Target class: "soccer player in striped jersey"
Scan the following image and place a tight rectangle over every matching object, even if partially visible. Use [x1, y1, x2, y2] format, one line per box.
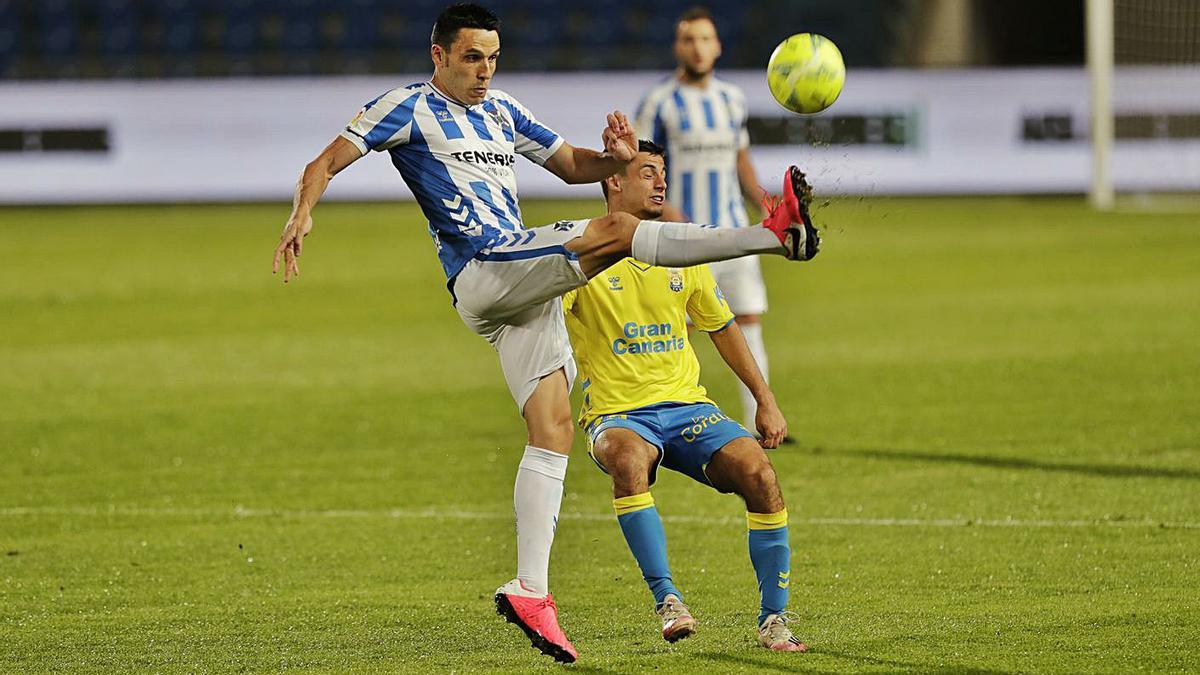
[563, 140, 807, 651]
[634, 7, 784, 438]
[271, 3, 819, 663]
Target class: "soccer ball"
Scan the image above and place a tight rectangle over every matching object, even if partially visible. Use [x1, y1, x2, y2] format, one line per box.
[766, 33, 845, 114]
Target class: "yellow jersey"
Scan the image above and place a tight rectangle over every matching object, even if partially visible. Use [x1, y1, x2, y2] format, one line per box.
[563, 258, 734, 429]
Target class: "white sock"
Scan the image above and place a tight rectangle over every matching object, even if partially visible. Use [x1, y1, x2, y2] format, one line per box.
[514, 444, 568, 595]
[739, 322, 770, 430]
[630, 220, 783, 267]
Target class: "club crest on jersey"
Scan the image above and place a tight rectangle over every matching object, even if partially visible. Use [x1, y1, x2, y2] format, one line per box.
[608, 275, 623, 291]
[668, 269, 684, 292]
[486, 106, 507, 130]
[435, 108, 454, 123]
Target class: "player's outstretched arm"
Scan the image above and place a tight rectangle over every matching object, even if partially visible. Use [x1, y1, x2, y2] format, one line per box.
[543, 111, 637, 184]
[708, 322, 788, 448]
[736, 148, 767, 219]
[272, 136, 364, 282]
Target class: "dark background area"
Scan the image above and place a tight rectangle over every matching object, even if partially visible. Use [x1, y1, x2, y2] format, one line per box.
[0, 0, 1089, 80]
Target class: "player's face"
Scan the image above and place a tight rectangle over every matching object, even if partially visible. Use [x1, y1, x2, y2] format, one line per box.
[673, 18, 721, 79]
[611, 153, 667, 219]
[431, 28, 500, 105]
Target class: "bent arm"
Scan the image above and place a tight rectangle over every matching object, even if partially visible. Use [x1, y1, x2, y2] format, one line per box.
[710, 319, 787, 444]
[709, 320, 787, 446]
[736, 148, 764, 217]
[273, 135, 364, 281]
[287, 135, 364, 226]
[543, 142, 630, 185]
[709, 320, 772, 404]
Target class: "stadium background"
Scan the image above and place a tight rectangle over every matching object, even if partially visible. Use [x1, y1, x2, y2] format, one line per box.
[2, 1, 1197, 672]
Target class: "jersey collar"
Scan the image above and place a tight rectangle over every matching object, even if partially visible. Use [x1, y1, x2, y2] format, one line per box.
[427, 80, 484, 110]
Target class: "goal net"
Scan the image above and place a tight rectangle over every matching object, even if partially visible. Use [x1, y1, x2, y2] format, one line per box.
[1089, 0, 1200, 208]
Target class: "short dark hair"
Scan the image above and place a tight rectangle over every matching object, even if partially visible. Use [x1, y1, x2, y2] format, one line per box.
[601, 140, 666, 199]
[431, 3, 500, 51]
[677, 6, 717, 32]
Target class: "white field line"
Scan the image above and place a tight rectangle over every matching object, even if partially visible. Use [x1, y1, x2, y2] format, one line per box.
[0, 505, 1197, 530]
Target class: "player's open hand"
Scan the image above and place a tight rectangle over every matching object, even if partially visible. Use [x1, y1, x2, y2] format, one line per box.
[272, 214, 312, 283]
[602, 111, 637, 162]
[755, 396, 788, 449]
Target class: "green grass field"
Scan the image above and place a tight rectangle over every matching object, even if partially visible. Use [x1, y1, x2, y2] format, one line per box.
[2, 197, 1198, 673]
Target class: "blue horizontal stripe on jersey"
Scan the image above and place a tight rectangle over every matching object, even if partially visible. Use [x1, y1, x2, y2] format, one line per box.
[477, 244, 579, 262]
[465, 108, 493, 141]
[363, 91, 421, 149]
[496, 99, 558, 149]
[425, 95, 464, 140]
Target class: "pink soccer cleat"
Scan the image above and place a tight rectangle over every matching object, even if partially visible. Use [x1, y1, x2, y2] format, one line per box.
[760, 166, 821, 261]
[494, 579, 578, 664]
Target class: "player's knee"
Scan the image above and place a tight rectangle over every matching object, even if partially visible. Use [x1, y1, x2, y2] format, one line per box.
[751, 460, 779, 493]
[528, 413, 575, 454]
[595, 437, 655, 484]
[739, 455, 781, 498]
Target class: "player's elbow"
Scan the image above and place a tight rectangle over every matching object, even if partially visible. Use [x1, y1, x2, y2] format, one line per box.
[555, 162, 591, 185]
[551, 148, 601, 184]
[305, 156, 335, 182]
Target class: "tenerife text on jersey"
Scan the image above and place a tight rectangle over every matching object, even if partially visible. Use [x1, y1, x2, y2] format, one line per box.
[340, 82, 564, 281]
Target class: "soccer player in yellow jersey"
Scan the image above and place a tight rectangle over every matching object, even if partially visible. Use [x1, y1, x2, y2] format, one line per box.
[562, 140, 808, 652]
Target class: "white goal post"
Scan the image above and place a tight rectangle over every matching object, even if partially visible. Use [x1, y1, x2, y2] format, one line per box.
[1088, 0, 1115, 210]
[1088, 0, 1200, 210]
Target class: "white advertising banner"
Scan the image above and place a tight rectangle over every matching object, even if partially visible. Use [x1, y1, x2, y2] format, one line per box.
[1, 68, 1197, 203]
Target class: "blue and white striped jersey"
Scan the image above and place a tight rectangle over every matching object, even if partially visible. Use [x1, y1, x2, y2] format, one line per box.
[340, 82, 564, 280]
[634, 77, 752, 229]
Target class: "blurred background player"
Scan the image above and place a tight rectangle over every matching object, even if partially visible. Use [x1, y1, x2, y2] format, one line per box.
[271, 2, 818, 665]
[634, 7, 783, 438]
[562, 140, 808, 652]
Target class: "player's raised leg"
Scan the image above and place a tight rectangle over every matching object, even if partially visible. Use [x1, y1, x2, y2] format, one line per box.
[565, 166, 820, 279]
[705, 438, 808, 652]
[592, 427, 697, 643]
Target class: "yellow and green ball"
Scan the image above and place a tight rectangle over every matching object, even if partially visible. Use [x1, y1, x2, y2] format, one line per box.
[767, 33, 845, 114]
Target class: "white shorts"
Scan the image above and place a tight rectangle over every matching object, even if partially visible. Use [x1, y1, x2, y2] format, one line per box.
[708, 256, 768, 316]
[452, 219, 591, 412]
